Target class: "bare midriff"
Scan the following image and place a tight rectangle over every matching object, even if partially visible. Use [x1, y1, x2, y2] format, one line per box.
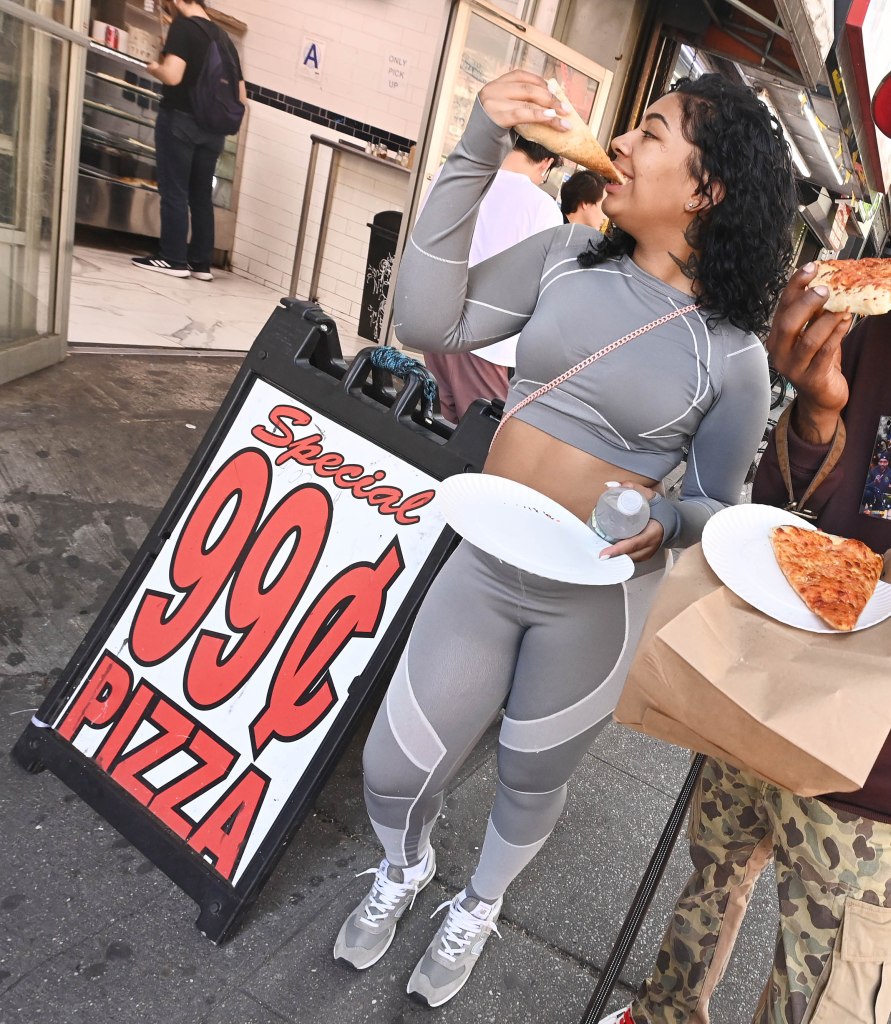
[483, 417, 661, 522]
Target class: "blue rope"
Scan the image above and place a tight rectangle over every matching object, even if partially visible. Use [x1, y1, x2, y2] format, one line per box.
[369, 346, 439, 409]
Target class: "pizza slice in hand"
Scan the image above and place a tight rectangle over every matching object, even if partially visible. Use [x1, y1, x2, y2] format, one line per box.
[808, 258, 891, 316]
[515, 78, 624, 184]
[770, 525, 884, 631]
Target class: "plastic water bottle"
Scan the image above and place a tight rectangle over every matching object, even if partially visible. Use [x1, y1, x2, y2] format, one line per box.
[590, 482, 650, 543]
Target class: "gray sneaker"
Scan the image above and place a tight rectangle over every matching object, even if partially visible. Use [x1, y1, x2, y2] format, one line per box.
[333, 852, 436, 970]
[406, 890, 502, 1007]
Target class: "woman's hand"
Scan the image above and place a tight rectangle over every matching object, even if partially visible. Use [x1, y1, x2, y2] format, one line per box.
[598, 482, 665, 563]
[766, 264, 853, 443]
[478, 70, 572, 132]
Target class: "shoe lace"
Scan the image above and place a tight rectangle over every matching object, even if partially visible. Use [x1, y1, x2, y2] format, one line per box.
[431, 898, 502, 963]
[354, 861, 422, 928]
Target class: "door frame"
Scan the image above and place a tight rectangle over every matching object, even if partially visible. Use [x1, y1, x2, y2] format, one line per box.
[0, 0, 89, 386]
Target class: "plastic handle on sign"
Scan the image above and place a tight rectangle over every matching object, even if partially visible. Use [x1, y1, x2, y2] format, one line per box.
[344, 347, 438, 423]
[368, 347, 438, 404]
[390, 376, 427, 421]
[343, 350, 405, 416]
[280, 299, 345, 375]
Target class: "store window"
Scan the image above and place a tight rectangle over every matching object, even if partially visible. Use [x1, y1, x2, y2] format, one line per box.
[423, 0, 612, 187]
[489, 0, 535, 19]
[0, 0, 84, 383]
[0, 6, 67, 345]
[379, 0, 612, 344]
[7, 0, 73, 23]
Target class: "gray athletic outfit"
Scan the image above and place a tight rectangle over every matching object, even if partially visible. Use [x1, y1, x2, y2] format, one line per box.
[362, 98, 770, 903]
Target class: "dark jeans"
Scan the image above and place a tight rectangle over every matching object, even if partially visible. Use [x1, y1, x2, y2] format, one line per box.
[155, 108, 224, 266]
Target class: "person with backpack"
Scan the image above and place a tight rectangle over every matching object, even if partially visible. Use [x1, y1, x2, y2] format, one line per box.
[133, 0, 245, 281]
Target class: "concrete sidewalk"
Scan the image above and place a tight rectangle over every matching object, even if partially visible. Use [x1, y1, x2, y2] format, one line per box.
[0, 350, 776, 1024]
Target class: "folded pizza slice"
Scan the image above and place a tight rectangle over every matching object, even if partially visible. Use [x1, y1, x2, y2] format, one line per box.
[515, 78, 624, 184]
[808, 258, 891, 316]
[770, 525, 883, 631]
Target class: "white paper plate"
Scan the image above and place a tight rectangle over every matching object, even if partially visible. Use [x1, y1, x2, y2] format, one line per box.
[437, 474, 635, 585]
[701, 504, 891, 633]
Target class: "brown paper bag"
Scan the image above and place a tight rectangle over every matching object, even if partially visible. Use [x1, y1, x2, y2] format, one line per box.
[616, 544, 891, 796]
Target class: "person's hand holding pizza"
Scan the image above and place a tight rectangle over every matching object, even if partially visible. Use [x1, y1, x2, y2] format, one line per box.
[478, 72, 624, 182]
[766, 264, 853, 444]
[478, 70, 572, 133]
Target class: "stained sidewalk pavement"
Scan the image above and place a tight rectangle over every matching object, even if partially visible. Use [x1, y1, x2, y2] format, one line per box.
[1, 345, 777, 1024]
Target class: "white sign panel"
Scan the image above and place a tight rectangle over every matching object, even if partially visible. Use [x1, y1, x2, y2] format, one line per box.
[300, 37, 325, 81]
[385, 51, 409, 95]
[51, 381, 445, 886]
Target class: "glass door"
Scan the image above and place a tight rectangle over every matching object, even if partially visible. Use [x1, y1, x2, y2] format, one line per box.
[0, 0, 88, 384]
[421, 0, 613, 200]
[380, 0, 613, 344]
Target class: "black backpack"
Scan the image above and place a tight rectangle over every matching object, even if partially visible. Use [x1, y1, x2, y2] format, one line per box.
[190, 19, 245, 136]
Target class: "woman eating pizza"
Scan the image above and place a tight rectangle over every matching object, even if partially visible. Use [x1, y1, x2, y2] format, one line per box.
[331, 69, 797, 1007]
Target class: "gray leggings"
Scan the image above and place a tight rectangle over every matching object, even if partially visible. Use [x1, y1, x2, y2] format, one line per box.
[362, 541, 666, 903]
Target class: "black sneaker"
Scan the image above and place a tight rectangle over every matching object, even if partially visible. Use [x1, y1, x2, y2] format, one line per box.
[131, 256, 189, 278]
[188, 263, 214, 282]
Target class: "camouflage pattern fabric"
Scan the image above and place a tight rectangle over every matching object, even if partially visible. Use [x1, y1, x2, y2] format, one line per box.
[631, 756, 891, 1024]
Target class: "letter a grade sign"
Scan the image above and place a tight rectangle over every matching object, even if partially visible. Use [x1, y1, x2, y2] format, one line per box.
[13, 300, 495, 942]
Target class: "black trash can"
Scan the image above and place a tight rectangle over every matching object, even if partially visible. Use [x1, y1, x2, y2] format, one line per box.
[358, 210, 402, 342]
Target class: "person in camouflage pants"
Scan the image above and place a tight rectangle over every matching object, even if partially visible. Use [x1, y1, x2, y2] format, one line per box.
[617, 249, 891, 1024]
[630, 756, 891, 1024]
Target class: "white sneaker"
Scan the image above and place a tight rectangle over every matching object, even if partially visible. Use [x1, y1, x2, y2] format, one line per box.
[131, 255, 189, 277]
[599, 1007, 635, 1024]
[406, 890, 502, 1007]
[333, 851, 436, 970]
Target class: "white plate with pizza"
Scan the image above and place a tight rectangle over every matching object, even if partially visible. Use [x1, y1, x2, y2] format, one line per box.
[702, 504, 891, 633]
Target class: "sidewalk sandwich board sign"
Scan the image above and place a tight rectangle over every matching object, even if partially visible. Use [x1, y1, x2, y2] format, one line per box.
[13, 299, 497, 942]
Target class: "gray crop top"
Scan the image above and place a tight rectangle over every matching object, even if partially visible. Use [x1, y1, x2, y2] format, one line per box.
[394, 99, 770, 548]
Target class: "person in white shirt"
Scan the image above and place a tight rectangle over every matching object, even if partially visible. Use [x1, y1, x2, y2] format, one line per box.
[423, 136, 563, 423]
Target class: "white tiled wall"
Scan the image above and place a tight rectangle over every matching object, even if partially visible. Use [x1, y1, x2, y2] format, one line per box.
[213, 0, 448, 339]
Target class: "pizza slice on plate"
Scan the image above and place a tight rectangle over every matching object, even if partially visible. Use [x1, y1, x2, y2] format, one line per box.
[808, 258, 891, 316]
[515, 78, 624, 184]
[770, 525, 883, 631]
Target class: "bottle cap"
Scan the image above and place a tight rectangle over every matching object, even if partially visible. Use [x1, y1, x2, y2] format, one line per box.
[616, 489, 645, 515]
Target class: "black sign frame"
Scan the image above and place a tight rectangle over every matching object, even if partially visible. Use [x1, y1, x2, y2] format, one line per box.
[12, 299, 497, 943]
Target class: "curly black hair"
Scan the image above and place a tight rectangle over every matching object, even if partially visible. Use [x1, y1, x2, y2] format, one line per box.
[579, 74, 797, 337]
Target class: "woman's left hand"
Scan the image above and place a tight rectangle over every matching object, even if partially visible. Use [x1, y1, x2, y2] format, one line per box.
[598, 482, 665, 563]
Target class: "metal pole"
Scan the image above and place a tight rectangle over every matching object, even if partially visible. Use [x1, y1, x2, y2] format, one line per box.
[309, 150, 341, 303]
[289, 139, 321, 299]
[578, 754, 706, 1024]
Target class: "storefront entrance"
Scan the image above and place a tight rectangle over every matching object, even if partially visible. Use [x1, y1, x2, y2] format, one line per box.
[0, 0, 89, 385]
